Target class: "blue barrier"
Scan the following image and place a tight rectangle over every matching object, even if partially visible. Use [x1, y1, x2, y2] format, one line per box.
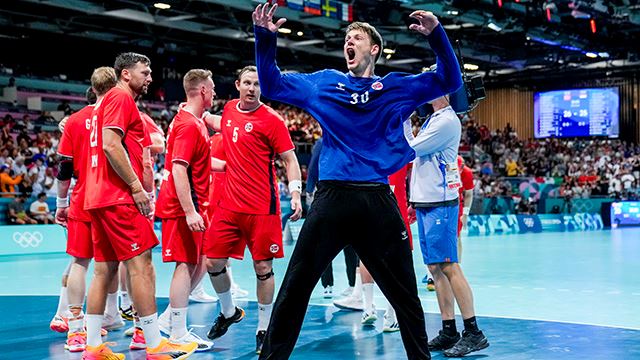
[467, 213, 603, 236]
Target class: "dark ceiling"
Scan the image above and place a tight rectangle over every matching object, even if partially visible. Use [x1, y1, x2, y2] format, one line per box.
[0, 0, 639, 87]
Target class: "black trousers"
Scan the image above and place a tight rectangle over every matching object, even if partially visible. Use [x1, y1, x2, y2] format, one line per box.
[320, 245, 358, 288]
[260, 181, 430, 360]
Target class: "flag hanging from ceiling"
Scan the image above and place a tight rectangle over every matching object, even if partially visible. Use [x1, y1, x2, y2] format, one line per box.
[304, 0, 322, 16]
[287, 0, 304, 11]
[280, 0, 353, 21]
[334, 1, 353, 22]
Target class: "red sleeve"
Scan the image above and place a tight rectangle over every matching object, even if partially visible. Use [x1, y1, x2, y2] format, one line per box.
[141, 112, 163, 136]
[461, 166, 474, 190]
[269, 114, 295, 154]
[210, 135, 226, 161]
[171, 121, 198, 165]
[57, 121, 74, 157]
[103, 91, 136, 133]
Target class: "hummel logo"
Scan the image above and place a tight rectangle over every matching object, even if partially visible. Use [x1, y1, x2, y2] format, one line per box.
[401, 231, 408, 241]
[131, 242, 140, 251]
[226, 119, 232, 127]
[336, 82, 346, 91]
[165, 248, 172, 257]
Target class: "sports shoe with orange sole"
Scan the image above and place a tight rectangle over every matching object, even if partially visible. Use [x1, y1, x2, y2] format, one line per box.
[146, 337, 197, 359]
[65, 331, 87, 352]
[81, 342, 125, 360]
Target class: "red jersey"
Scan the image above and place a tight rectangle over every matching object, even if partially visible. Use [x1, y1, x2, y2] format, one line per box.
[57, 105, 94, 221]
[156, 105, 211, 218]
[458, 163, 474, 214]
[389, 164, 412, 243]
[219, 100, 295, 215]
[209, 133, 226, 209]
[140, 112, 164, 137]
[84, 87, 152, 210]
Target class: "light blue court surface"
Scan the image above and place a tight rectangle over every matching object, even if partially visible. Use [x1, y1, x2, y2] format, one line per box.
[1, 225, 639, 359]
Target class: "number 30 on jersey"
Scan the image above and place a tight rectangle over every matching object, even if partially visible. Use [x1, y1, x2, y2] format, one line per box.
[350, 90, 369, 105]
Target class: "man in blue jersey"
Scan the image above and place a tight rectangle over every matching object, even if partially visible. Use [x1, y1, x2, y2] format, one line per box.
[405, 95, 489, 357]
[253, 3, 462, 359]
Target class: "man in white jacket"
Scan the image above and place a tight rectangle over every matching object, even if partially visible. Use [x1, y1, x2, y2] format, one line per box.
[405, 96, 489, 357]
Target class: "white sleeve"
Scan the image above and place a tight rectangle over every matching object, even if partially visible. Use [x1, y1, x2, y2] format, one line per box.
[408, 114, 461, 157]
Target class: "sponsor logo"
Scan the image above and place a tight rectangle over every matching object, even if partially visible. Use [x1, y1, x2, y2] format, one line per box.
[13, 231, 43, 248]
[131, 242, 140, 252]
[523, 217, 535, 228]
[226, 119, 232, 127]
[371, 81, 383, 90]
[245, 123, 253, 132]
[165, 248, 172, 257]
[269, 244, 280, 254]
[401, 231, 408, 241]
[336, 82, 346, 91]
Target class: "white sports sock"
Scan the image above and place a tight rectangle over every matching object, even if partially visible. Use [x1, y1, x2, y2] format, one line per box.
[217, 290, 236, 318]
[105, 292, 118, 319]
[160, 305, 171, 322]
[227, 266, 237, 288]
[170, 307, 188, 339]
[139, 313, 162, 349]
[56, 287, 69, 317]
[86, 314, 103, 347]
[68, 306, 84, 333]
[257, 303, 273, 333]
[363, 283, 375, 313]
[351, 272, 363, 299]
[120, 291, 131, 309]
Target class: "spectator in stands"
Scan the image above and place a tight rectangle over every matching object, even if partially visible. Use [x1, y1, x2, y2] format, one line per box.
[29, 191, 54, 224]
[57, 100, 72, 115]
[7, 192, 37, 224]
[0, 149, 10, 167]
[0, 164, 22, 197]
[24, 114, 34, 132]
[1, 123, 11, 143]
[36, 110, 55, 124]
[28, 157, 46, 194]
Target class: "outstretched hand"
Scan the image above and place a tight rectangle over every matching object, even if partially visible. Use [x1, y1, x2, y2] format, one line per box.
[252, 3, 287, 33]
[408, 10, 439, 36]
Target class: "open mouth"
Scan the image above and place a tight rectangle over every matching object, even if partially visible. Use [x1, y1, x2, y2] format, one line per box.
[347, 48, 356, 62]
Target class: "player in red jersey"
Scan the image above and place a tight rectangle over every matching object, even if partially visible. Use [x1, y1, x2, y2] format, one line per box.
[52, 68, 121, 352]
[203, 66, 303, 354]
[154, 69, 216, 351]
[82, 52, 196, 359]
[457, 155, 474, 262]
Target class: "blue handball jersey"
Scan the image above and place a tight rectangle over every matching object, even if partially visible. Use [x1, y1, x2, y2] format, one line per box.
[255, 24, 462, 183]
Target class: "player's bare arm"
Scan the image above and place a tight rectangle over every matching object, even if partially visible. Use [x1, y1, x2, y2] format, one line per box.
[102, 127, 151, 216]
[203, 112, 222, 132]
[172, 161, 206, 232]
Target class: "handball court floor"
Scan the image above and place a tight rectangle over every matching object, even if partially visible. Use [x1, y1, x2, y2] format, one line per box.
[0, 225, 639, 359]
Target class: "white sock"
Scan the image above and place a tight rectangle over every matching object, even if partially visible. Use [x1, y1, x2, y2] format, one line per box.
[139, 313, 162, 349]
[257, 303, 273, 333]
[86, 314, 103, 347]
[351, 272, 363, 299]
[120, 291, 131, 309]
[217, 290, 236, 318]
[68, 306, 84, 333]
[56, 287, 68, 317]
[227, 266, 237, 288]
[105, 292, 118, 319]
[160, 305, 171, 322]
[363, 283, 374, 313]
[170, 307, 188, 339]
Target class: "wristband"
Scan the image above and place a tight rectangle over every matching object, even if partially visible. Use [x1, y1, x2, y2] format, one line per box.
[463, 207, 470, 215]
[56, 196, 69, 208]
[288, 180, 302, 194]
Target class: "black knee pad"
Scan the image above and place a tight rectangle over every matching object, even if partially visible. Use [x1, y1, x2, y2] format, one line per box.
[256, 270, 274, 281]
[208, 266, 228, 277]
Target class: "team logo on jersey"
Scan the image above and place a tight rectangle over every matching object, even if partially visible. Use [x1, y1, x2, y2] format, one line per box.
[226, 119, 232, 127]
[269, 244, 279, 254]
[371, 81, 383, 90]
[336, 82, 346, 91]
[245, 123, 253, 132]
[165, 248, 172, 257]
[131, 243, 140, 251]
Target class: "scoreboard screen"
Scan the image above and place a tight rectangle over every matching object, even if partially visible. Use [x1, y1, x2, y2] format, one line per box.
[534, 87, 619, 138]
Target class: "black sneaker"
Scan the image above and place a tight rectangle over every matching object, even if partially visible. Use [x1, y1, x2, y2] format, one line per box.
[256, 330, 266, 354]
[443, 330, 489, 357]
[119, 305, 134, 321]
[207, 307, 245, 340]
[428, 330, 461, 350]
[426, 278, 436, 292]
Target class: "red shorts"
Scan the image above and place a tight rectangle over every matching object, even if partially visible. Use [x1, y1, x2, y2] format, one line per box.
[89, 204, 159, 262]
[205, 207, 283, 261]
[66, 219, 93, 259]
[161, 214, 209, 264]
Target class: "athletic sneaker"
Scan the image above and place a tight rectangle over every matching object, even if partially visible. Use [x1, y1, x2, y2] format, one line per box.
[340, 286, 354, 297]
[171, 329, 213, 352]
[231, 285, 249, 299]
[50, 314, 69, 333]
[443, 330, 489, 357]
[207, 307, 245, 340]
[124, 325, 136, 337]
[382, 314, 400, 332]
[333, 295, 364, 311]
[428, 330, 461, 351]
[81, 342, 124, 360]
[256, 330, 266, 354]
[129, 327, 146, 350]
[146, 337, 197, 360]
[119, 305, 134, 321]
[323, 286, 333, 298]
[189, 285, 218, 303]
[102, 313, 125, 331]
[421, 274, 429, 284]
[158, 311, 171, 336]
[426, 278, 436, 292]
[361, 310, 377, 326]
[65, 331, 87, 352]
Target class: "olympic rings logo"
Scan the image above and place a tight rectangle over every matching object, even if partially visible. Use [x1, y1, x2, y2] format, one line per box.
[12, 231, 43, 248]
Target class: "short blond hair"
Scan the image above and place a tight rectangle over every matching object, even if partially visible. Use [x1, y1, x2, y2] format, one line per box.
[91, 67, 117, 96]
[346, 22, 384, 62]
[183, 69, 212, 93]
[237, 65, 257, 81]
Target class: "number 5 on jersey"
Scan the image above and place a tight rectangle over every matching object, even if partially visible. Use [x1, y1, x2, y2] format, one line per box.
[232, 126, 239, 143]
